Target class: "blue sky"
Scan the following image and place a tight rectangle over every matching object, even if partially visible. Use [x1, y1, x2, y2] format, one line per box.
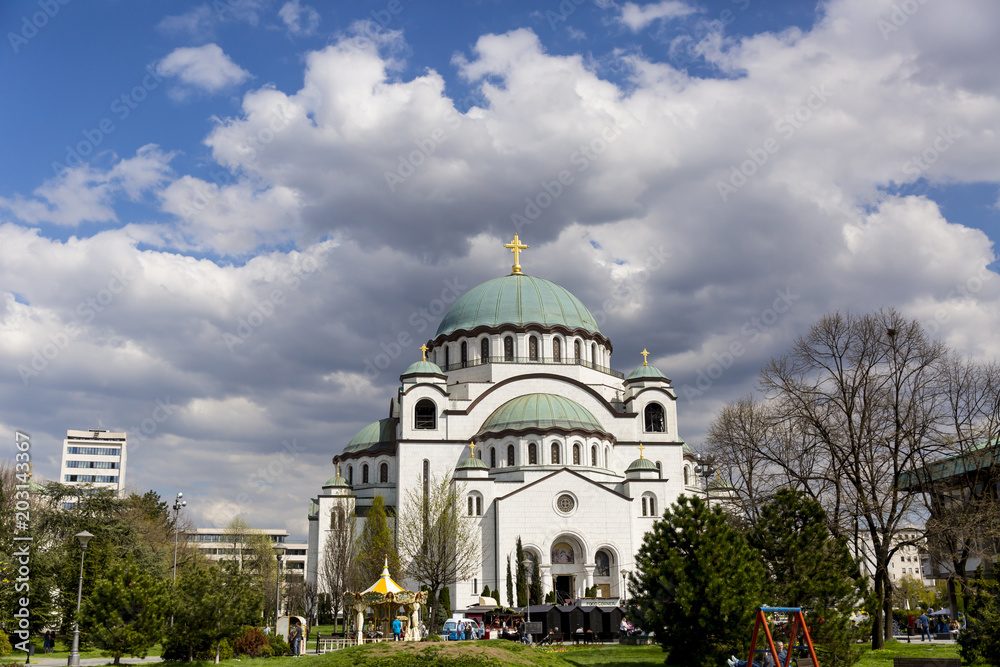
[2, 0, 1000, 535]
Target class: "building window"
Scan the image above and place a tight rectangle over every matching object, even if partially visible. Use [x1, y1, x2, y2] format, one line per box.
[605, 446, 610, 468]
[461, 341, 468, 367]
[444, 346, 450, 368]
[551, 443, 560, 464]
[644, 403, 665, 432]
[592, 343, 597, 363]
[595, 550, 610, 576]
[347, 465, 353, 485]
[481, 337, 489, 361]
[507, 444, 515, 466]
[415, 399, 436, 429]
[529, 336, 538, 361]
[572, 443, 580, 465]
[490, 448, 496, 468]
[468, 496, 474, 516]
[591, 445, 597, 466]
[504, 336, 514, 361]
[643, 493, 656, 516]
[476, 496, 482, 516]
[553, 337, 561, 362]
[362, 464, 369, 484]
[528, 442, 537, 464]
[684, 467, 690, 485]
[574, 340, 581, 360]
[468, 493, 482, 517]
[380, 462, 389, 483]
[642, 497, 648, 516]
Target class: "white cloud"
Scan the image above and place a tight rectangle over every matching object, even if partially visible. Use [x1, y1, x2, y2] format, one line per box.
[619, 1, 697, 32]
[279, 0, 320, 35]
[156, 44, 251, 100]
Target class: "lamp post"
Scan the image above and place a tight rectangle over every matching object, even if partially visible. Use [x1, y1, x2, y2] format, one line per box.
[273, 542, 286, 634]
[620, 569, 629, 604]
[172, 492, 186, 583]
[68, 531, 94, 667]
[695, 453, 717, 505]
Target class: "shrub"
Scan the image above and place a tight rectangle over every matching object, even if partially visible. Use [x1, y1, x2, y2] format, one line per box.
[234, 626, 270, 657]
[0, 632, 14, 656]
[958, 565, 1000, 667]
[268, 632, 290, 657]
[421, 633, 444, 642]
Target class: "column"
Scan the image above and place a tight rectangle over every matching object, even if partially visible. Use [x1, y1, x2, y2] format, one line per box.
[542, 565, 553, 598]
[584, 564, 595, 591]
[356, 609, 364, 645]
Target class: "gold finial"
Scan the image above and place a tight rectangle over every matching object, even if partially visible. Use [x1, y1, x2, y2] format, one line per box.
[420, 344, 429, 361]
[641, 349, 649, 366]
[504, 234, 529, 274]
[469, 441, 476, 456]
[337, 463, 341, 477]
[638, 443, 645, 459]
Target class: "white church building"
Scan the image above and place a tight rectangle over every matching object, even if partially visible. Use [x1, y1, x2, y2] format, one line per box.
[306, 236, 701, 609]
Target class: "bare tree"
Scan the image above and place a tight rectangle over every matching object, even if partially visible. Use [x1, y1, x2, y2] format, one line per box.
[320, 504, 357, 635]
[397, 474, 481, 633]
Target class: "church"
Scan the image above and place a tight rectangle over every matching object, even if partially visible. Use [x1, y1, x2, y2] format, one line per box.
[306, 236, 700, 609]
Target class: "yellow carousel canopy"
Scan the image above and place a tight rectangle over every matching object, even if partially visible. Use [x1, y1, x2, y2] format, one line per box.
[363, 558, 405, 596]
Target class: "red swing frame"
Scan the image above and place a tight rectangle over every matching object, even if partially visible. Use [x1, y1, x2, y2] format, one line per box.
[746, 606, 819, 667]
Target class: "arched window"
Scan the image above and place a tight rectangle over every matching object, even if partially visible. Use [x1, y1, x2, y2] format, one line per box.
[444, 345, 450, 369]
[528, 442, 537, 465]
[553, 337, 561, 362]
[481, 337, 489, 361]
[648, 494, 656, 516]
[641, 496, 647, 516]
[551, 443, 560, 464]
[476, 495, 482, 516]
[529, 336, 538, 361]
[644, 403, 665, 432]
[490, 448, 496, 468]
[507, 444, 515, 466]
[595, 550, 610, 576]
[415, 399, 436, 429]
[591, 445, 597, 467]
[504, 336, 514, 361]
[467, 493, 483, 516]
[347, 465, 353, 485]
[574, 340, 581, 360]
[362, 464, 369, 485]
[461, 341, 468, 368]
[468, 495, 474, 516]
[592, 343, 597, 363]
[380, 462, 388, 483]
[572, 443, 580, 465]
[684, 467, 690, 485]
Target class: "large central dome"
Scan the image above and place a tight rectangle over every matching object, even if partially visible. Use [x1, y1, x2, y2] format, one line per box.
[435, 274, 600, 338]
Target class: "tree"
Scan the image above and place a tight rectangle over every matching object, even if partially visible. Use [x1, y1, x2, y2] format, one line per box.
[222, 517, 278, 625]
[751, 490, 866, 667]
[397, 475, 480, 632]
[506, 557, 513, 607]
[957, 563, 1000, 667]
[355, 495, 400, 586]
[515, 537, 527, 607]
[82, 556, 170, 665]
[530, 559, 542, 606]
[629, 496, 765, 667]
[439, 586, 451, 621]
[320, 503, 357, 634]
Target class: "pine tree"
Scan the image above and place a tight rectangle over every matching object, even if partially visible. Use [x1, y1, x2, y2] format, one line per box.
[439, 586, 452, 620]
[630, 496, 765, 667]
[81, 556, 170, 665]
[506, 557, 514, 607]
[530, 560, 542, 606]
[355, 495, 400, 585]
[515, 537, 527, 607]
[751, 490, 866, 667]
[957, 564, 1000, 667]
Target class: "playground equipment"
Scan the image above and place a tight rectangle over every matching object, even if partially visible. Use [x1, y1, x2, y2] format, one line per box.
[747, 606, 819, 667]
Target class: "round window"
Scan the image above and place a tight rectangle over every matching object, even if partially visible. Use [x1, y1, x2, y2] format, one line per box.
[557, 494, 575, 513]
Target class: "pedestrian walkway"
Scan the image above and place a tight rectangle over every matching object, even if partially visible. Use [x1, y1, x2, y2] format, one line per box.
[25, 656, 163, 666]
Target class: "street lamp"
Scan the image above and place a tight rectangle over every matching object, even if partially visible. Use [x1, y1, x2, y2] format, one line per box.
[620, 569, 629, 604]
[172, 492, 186, 583]
[273, 542, 286, 633]
[695, 453, 717, 504]
[68, 531, 94, 667]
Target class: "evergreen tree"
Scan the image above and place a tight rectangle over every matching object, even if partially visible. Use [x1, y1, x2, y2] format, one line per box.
[506, 557, 514, 607]
[629, 496, 765, 667]
[81, 556, 170, 665]
[530, 560, 542, 606]
[751, 490, 866, 667]
[515, 537, 527, 607]
[958, 564, 1000, 667]
[439, 586, 452, 619]
[355, 495, 400, 585]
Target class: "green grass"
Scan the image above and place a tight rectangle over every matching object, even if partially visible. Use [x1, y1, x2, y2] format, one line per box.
[855, 639, 961, 667]
[0, 635, 164, 663]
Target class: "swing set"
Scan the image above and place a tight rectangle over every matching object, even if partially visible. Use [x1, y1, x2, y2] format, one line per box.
[746, 607, 820, 667]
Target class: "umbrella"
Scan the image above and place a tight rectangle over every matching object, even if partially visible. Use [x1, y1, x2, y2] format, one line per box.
[930, 609, 950, 616]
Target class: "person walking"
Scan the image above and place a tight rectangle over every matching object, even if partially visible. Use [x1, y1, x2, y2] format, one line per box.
[392, 617, 402, 641]
[917, 611, 931, 642]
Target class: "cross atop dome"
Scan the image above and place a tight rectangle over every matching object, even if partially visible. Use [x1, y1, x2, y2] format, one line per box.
[641, 349, 649, 365]
[638, 443, 645, 459]
[420, 344, 429, 361]
[504, 234, 528, 274]
[468, 441, 475, 455]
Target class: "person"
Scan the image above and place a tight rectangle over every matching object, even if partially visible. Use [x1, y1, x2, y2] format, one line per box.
[392, 617, 402, 642]
[288, 621, 303, 656]
[575, 625, 584, 645]
[948, 619, 960, 638]
[729, 641, 787, 667]
[43, 631, 54, 653]
[917, 611, 931, 642]
[620, 618, 629, 635]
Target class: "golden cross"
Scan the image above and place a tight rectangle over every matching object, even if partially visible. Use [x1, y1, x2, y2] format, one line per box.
[468, 441, 476, 456]
[27, 461, 35, 477]
[641, 349, 649, 366]
[337, 463, 341, 477]
[420, 344, 429, 361]
[504, 234, 529, 274]
[638, 443, 645, 459]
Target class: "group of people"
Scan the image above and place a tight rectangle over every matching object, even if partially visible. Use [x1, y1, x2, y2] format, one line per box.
[619, 618, 642, 637]
[727, 640, 789, 667]
[911, 609, 963, 641]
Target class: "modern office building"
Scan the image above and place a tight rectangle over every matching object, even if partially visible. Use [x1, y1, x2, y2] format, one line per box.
[187, 527, 307, 582]
[60, 429, 127, 499]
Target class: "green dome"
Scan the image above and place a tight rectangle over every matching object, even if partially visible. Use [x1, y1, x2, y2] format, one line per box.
[403, 360, 445, 375]
[435, 274, 600, 337]
[323, 473, 350, 488]
[626, 457, 659, 473]
[342, 418, 397, 455]
[456, 455, 489, 471]
[626, 364, 667, 381]
[478, 393, 606, 436]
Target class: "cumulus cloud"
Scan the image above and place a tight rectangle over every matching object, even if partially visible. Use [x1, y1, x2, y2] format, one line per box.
[278, 0, 320, 35]
[619, 1, 698, 32]
[156, 44, 251, 100]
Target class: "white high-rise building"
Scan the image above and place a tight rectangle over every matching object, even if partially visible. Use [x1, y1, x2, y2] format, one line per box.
[60, 429, 127, 500]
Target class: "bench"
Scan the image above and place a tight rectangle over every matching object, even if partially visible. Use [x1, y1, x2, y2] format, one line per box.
[893, 658, 962, 667]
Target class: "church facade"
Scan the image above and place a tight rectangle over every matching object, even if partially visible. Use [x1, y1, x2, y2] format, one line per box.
[306, 237, 700, 609]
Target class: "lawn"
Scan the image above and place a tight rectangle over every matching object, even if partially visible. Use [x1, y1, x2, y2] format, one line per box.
[855, 639, 961, 667]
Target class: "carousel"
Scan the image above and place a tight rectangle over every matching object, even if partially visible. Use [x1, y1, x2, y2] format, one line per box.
[343, 557, 427, 644]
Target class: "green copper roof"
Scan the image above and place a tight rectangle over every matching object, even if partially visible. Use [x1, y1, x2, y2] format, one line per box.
[478, 393, 605, 436]
[403, 359, 445, 375]
[626, 457, 659, 472]
[308, 499, 318, 518]
[682, 442, 694, 456]
[456, 455, 489, 470]
[323, 474, 350, 488]
[435, 274, 600, 337]
[343, 418, 397, 454]
[626, 364, 667, 381]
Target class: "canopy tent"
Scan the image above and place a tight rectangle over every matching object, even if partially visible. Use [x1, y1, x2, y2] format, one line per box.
[930, 609, 951, 616]
[343, 558, 427, 644]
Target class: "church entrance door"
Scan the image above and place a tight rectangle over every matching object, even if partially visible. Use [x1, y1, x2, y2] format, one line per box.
[555, 575, 574, 603]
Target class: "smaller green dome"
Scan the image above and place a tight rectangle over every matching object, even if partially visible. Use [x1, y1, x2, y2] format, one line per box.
[682, 442, 694, 456]
[403, 360, 445, 376]
[626, 457, 659, 473]
[626, 364, 667, 381]
[343, 418, 397, 455]
[456, 455, 489, 471]
[707, 477, 735, 490]
[323, 474, 350, 489]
